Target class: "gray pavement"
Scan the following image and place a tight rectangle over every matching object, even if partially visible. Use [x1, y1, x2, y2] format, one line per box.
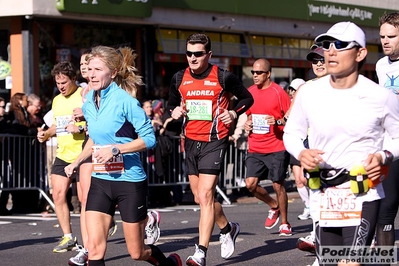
[0, 191, 398, 266]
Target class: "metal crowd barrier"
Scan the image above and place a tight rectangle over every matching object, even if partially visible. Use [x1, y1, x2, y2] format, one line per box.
[141, 136, 250, 190]
[141, 136, 250, 205]
[0, 134, 53, 211]
[0, 135, 251, 212]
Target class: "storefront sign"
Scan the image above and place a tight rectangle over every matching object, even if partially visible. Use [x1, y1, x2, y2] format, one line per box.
[307, 3, 373, 22]
[0, 60, 11, 80]
[56, 0, 152, 18]
[153, 0, 394, 27]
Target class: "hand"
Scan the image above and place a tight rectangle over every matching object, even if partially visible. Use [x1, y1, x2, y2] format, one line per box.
[219, 108, 235, 125]
[65, 123, 79, 134]
[298, 149, 325, 170]
[37, 131, 47, 143]
[171, 105, 187, 120]
[265, 115, 276, 125]
[364, 153, 383, 181]
[93, 146, 114, 164]
[244, 120, 253, 133]
[73, 108, 85, 122]
[64, 163, 78, 178]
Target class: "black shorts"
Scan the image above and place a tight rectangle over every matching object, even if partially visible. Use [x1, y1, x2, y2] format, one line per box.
[51, 157, 78, 181]
[184, 137, 228, 176]
[245, 151, 290, 182]
[289, 154, 300, 166]
[81, 134, 93, 165]
[86, 177, 148, 223]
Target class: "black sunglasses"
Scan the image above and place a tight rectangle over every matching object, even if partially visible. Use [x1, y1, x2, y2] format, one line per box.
[312, 58, 325, 65]
[251, 70, 269, 75]
[186, 51, 207, 57]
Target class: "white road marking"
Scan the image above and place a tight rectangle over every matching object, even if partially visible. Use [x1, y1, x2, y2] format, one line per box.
[0, 215, 57, 221]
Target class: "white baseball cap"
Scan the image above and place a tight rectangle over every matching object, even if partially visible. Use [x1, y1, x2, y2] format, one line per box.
[315, 21, 365, 48]
[289, 78, 306, 91]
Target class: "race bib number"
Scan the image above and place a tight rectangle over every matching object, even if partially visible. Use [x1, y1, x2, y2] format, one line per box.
[186, 100, 212, 121]
[252, 114, 270, 134]
[92, 145, 124, 174]
[55, 115, 72, 136]
[319, 188, 362, 227]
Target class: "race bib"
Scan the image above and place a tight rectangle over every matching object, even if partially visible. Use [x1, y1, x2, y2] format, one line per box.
[186, 100, 212, 121]
[92, 145, 124, 174]
[55, 115, 73, 136]
[252, 114, 270, 134]
[319, 188, 362, 227]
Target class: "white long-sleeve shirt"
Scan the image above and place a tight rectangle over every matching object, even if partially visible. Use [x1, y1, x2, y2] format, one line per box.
[283, 74, 399, 171]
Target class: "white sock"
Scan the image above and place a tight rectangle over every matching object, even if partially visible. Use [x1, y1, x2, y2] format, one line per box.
[297, 186, 310, 207]
[64, 233, 73, 239]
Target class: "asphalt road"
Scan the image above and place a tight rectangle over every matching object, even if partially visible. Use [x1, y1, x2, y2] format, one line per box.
[0, 191, 398, 266]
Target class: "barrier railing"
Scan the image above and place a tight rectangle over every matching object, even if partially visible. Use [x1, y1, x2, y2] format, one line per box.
[0, 135, 251, 211]
[0, 134, 53, 210]
[141, 136, 250, 190]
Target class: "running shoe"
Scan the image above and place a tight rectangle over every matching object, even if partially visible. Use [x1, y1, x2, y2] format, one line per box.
[145, 210, 161, 245]
[53, 236, 77, 253]
[186, 245, 206, 266]
[279, 223, 292, 236]
[167, 253, 182, 266]
[68, 245, 88, 266]
[219, 222, 240, 259]
[265, 208, 280, 229]
[108, 218, 118, 237]
[297, 234, 316, 253]
[306, 258, 319, 266]
[298, 207, 311, 220]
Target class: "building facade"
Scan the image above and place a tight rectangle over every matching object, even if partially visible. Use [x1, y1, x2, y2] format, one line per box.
[0, 0, 397, 103]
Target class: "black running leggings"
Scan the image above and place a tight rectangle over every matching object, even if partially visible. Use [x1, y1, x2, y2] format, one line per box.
[315, 200, 380, 266]
[376, 160, 399, 246]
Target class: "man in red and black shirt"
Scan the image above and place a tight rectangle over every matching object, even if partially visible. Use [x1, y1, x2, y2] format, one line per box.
[168, 33, 253, 266]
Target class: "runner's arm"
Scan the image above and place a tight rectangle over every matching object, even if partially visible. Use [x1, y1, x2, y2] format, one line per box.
[224, 72, 254, 116]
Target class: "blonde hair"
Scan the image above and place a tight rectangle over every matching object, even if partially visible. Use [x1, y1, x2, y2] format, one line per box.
[87, 46, 144, 98]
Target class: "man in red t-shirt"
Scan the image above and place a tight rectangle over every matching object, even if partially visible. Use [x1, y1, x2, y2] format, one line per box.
[244, 58, 292, 236]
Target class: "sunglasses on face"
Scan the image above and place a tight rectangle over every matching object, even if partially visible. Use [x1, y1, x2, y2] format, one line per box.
[186, 51, 207, 57]
[251, 70, 269, 75]
[321, 40, 359, 51]
[312, 58, 325, 65]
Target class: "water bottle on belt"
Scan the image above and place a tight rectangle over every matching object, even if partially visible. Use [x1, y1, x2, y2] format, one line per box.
[349, 163, 369, 195]
[306, 165, 321, 190]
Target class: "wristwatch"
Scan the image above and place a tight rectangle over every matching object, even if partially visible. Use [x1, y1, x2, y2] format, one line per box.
[276, 119, 283, 126]
[111, 146, 120, 157]
[378, 150, 394, 166]
[78, 125, 84, 134]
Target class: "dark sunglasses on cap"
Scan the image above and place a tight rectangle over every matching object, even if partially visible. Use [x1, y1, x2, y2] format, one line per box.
[312, 58, 325, 65]
[321, 40, 359, 51]
[186, 51, 207, 57]
[251, 70, 269, 75]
